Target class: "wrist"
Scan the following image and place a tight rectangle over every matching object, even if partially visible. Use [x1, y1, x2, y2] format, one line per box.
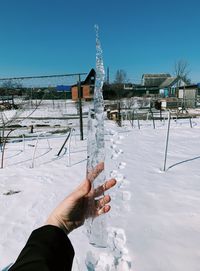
[45, 215, 70, 235]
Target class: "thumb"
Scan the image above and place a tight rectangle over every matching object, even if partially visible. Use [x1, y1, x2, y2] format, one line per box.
[72, 179, 91, 200]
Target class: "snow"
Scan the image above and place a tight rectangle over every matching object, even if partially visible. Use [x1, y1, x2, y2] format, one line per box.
[1, 106, 200, 270]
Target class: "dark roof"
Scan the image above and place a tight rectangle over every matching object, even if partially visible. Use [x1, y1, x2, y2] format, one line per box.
[83, 68, 96, 85]
[160, 77, 189, 88]
[159, 77, 178, 88]
[71, 69, 96, 87]
[142, 73, 171, 87]
[142, 73, 171, 77]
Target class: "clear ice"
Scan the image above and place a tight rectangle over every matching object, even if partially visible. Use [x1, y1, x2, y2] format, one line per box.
[85, 27, 132, 271]
[85, 25, 107, 247]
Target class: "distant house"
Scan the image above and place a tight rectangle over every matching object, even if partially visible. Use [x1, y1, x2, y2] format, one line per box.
[135, 73, 173, 97]
[159, 77, 187, 97]
[142, 73, 189, 98]
[157, 78, 197, 109]
[71, 69, 95, 101]
[142, 73, 171, 87]
[178, 84, 198, 108]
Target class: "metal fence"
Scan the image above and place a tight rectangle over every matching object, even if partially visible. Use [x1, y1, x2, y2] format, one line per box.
[0, 72, 88, 140]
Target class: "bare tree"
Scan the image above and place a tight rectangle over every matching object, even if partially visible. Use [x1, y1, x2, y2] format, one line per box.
[113, 69, 128, 127]
[174, 60, 191, 84]
[114, 69, 127, 84]
[0, 112, 15, 168]
[1, 79, 22, 89]
[0, 92, 47, 168]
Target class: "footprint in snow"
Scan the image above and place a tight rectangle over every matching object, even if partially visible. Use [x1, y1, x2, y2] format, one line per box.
[121, 191, 132, 201]
[118, 162, 126, 169]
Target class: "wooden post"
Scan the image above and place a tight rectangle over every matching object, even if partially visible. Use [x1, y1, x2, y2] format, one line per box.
[151, 111, 155, 129]
[163, 111, 171, 171]
[136, 111, 140, 130]
[189, 116, 192, 128]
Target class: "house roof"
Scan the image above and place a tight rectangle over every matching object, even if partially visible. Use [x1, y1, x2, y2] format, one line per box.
[159, 77, 178, 88]
[71, 69, 96, 87]
[142, 73, 171, 78]
[160, 77, 189, 88]
[83, 68, 96, 85]
[142, 73, 171, 87]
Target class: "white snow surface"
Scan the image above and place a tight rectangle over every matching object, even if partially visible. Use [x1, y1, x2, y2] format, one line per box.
[1, 115, 200, 270]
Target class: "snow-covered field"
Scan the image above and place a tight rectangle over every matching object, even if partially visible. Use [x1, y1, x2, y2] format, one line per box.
[1, 107, 200, 270]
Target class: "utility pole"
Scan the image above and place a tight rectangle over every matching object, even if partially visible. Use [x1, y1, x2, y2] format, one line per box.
[107, 67, 110, 84]
[78, 74, 84, 140]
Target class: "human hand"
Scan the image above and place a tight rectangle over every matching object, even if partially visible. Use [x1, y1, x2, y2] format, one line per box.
[45, 162, 116, 235]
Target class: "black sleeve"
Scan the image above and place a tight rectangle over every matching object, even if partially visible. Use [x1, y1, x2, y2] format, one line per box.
[9, 225, 75, 271]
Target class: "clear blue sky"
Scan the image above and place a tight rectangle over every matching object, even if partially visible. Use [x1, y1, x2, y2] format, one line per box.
[0, 0, 200, 83]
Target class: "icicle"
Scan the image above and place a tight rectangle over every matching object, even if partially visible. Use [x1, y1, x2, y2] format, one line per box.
[85, 25, 107, 248]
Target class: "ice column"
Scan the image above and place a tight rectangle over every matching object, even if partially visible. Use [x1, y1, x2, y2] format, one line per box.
[85, 25, 107, 247]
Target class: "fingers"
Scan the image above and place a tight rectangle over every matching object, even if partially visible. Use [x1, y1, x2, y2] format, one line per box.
[96, 194, 111, 209]
[87, 162, 104, 183]
[94, 179, 116, 217]
[97, 205, 111, 216]
[94, 178, 116, 198]
[95, 195, 111, 216]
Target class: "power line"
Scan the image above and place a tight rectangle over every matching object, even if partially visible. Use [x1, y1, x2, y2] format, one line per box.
[0, 72, 87, 81]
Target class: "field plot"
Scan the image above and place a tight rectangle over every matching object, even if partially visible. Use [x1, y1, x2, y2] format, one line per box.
[0, 105, 200, 270]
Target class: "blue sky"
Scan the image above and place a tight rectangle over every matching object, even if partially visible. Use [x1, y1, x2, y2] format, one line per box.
[0, 0, 200, 83]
